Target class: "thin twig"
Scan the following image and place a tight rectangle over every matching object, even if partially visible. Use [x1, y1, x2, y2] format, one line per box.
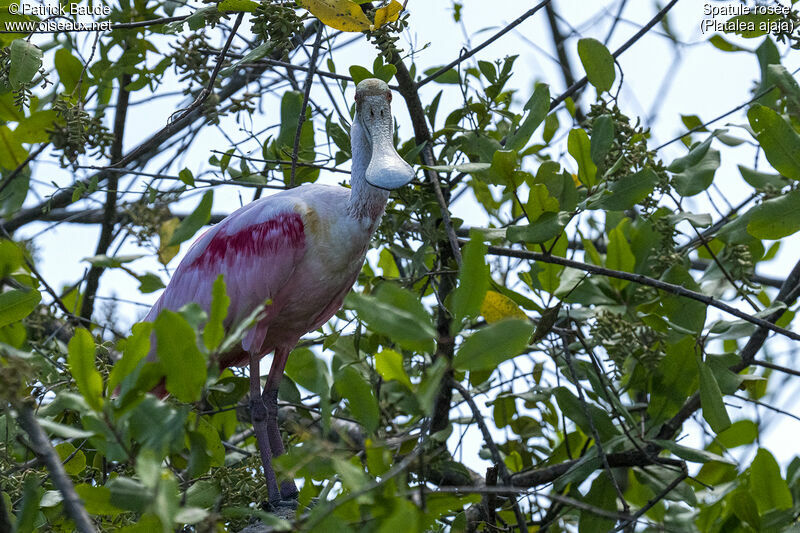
[0, 144, 48, 197]
[559, 337, 630, 515]
[417, 0, 552, 88]
[479, 241, 800, 342]
[613, 470, 687, 531]
[290, 26, 324, 188]
[451, 380, 528, 533]
[549, 0, 681, 111]
[169, 12, 244, 125]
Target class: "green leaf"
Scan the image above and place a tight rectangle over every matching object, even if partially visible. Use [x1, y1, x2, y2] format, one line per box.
[709, 34, 746, 52]
[0, 125, 28, 170]
[346, 284, 436, 353]
[554, 387, 619, 441]
[178, 168, 194, 186]
[422, 66, 461, 84]
[108, 322, 153, 395]
[54, 48, 84, 94]
[67, 328, 104, 411]
[746, 189, 800, 239]
[568, 128, 597, 186]
[54, 442, 87, 476]
[606, 219, 634, 289]
[577, 38, 615, 93]
[507, 211, 571, 244]
[335, 366, 379, 433]
[579, 473, 616, 533]
[15, 110, 59, 143]
[218, 0, 259, 12]
[483, 149, 518, 185]
[738, 164, 789, 190]
[348, 65, 373, 85]
[750, 448, 793, 514]
[526, 183, 559, 221]
[83, 254, 145, 268]
[590, 114, 614, 167]
[747, 104, 800, 180]
[155, 310, 207, 403]
[204, 275, 229, 352]
[136, 272, 165, 293]
[672, 147, 720, 197]
[591, 167, 659, 210]
[659, 265, 706, 335]
[450, 235, 489, 332]
[75, 484, 123, 515]
[454, 319, 533, 372]
[506, 83, 550, 152]
[9, 39, 42, 89]
[14, 475, 42, 533]
[285, 347, 329, 396]
[108, 476, 151, 512]
[652, 439, 733, 464]
[768, 64, 800, 118]
[374, 349, 412, 389]
[698, 358, 731, 433]
[0, 288, 40, 328]
[37, 417, 95, 438]
[168, 191, 213, 246]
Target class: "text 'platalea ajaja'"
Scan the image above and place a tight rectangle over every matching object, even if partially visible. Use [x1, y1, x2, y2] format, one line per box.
[142, 78, 414, 506]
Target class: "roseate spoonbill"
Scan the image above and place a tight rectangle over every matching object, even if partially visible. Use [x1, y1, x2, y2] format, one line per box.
[142, 78, 414, 506]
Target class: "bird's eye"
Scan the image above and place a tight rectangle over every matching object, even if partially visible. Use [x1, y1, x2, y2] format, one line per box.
[386, 91, 392, 103]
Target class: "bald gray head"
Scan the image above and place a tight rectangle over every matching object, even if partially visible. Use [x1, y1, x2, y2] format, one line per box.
[354, 78, 414, 190]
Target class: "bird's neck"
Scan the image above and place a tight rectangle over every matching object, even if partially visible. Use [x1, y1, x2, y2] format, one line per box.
[347, 119, 390, 223]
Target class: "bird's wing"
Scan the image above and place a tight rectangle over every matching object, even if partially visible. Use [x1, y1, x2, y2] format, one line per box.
[144, 196, 307, 346]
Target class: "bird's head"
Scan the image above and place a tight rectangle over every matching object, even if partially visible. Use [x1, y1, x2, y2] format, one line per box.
[354, 78, 415, 190]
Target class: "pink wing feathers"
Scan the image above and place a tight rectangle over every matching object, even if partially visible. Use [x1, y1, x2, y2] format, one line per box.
[144, 196, 307, 359]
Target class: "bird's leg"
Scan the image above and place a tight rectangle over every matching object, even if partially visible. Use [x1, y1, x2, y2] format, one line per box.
[264, 346, 299, 501]
[249, 354, 281, 506]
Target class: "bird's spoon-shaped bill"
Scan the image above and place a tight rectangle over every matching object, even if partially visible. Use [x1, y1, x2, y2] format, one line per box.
[357, 82, 415, 191]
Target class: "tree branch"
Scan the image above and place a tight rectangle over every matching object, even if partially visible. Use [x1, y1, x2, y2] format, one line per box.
[480, 241, 800, 342]
[1, 22, 321, 235]
[417, 0, 552, 88]
[16, 405, 97, 533]
[451, 380, 528, 533]
[290, 25, 324, 188]
[81, 71, 131, 322]
[549, 0, 681, 111]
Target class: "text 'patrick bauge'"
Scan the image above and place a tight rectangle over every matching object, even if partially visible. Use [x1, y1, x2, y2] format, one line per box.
[7, 3, 111, 16]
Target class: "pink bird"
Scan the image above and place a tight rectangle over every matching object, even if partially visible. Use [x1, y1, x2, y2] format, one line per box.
[142, 79, 414, 506]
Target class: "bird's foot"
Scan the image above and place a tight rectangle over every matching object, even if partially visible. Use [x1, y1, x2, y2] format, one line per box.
[280, 480, 299, 501]
[262, 497, 298, 515]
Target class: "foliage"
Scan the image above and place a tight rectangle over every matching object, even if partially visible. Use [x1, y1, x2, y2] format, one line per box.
[1, 1, 800, 532]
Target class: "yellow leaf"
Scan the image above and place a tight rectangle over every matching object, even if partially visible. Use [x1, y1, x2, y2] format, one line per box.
[297, 0, 371, 32]
[480, 291, 527, 323]
[158, 217, 181, 265]
[218, 0, 259, 12]
[372, 0, 403, 29]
